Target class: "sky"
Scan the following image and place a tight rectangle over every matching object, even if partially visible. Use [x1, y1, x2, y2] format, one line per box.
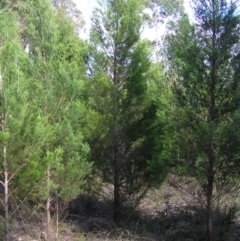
[73, 0, 97, 39]
[72, 0, 192, 40]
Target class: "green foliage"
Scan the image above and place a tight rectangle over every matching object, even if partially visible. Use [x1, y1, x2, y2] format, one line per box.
[0, 0, 91, 209]
[166, 0, 240, 181]
[145, 64, 171, 186]
[23, 0, 91, 202]
[88, 0, 168, 213]
[165, 0, 240, 237]
[2, 0, 240, 238]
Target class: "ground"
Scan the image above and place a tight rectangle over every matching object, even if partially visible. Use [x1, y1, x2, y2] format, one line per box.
[3, 177, 240, 241]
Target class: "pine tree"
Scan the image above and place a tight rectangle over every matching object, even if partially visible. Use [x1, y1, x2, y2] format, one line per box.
[23, 0, 91, 214]
[0, 9, 41, 241]
[0, 0, 92, 238]
[166, 0, 240, 238]
[88, 0, 161, 221]
[0, 0, 91, 238]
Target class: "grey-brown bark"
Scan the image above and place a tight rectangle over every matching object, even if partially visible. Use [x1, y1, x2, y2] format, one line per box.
[46, 168, 51, 241]
[113, 39, 120, 221]
[1, 113, 9, 241]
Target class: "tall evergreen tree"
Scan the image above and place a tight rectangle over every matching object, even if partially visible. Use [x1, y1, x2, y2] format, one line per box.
[0, 0, 90, 237]
[88, 0, 166, 221]
[166, 0, 240, 239]
[0, 9, 40, 241]
[0, 0, 91, 238]
[23, 0, 91, 196]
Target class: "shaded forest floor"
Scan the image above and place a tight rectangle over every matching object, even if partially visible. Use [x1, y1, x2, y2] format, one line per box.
[3, 177, 240, 241]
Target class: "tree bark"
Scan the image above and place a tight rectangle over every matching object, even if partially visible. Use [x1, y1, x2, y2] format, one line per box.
[113, 84, 120, 222]
[114, 155, 120, 222]
[113, 29, 120, 222]
[46, 168, 51, 241]
[2, 114, 9, 241]
[3, 148, 9, 241]
[206, 157, 214, 241]
[55, 190, 59, 240]
[206, 2, 216, 237]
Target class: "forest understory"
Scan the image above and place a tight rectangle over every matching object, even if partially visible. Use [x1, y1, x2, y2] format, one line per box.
[2, 177, 240, 241]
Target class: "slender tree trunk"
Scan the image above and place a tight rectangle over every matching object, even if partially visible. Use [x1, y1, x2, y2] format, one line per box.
[113, 32, 120, 222]
[46, 168, 51, 241]
[2, 113, 9, 241]
[3, 148, 9, 241]
[114, 156, 120, 222]
[206, 156, 214, 241]
[55, 190, 59, 240]
[207, 2, 216, 236]
[113, 85, 120, 222]
[1, 72, 9, 241]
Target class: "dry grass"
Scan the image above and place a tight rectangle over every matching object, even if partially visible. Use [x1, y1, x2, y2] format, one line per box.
[2, 177, 240, 241]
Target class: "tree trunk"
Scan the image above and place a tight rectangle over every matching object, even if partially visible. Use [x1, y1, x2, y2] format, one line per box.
[2, 114, 9, 241]
[207, 4, 216, 234]
[206, 153, 214, 240]
[46, 168, 51, 241]
[113, 35, 121, 222]
[114, 157, 120, 222]
[113, 84, 120, 222]
[3, 149, 9, 241]
[55, 190, 59, 240]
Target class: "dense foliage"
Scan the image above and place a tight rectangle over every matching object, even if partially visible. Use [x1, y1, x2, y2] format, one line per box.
[0, 0, 239, 240]
[86, 0, 168, 221]
[165, 0, 240, 239]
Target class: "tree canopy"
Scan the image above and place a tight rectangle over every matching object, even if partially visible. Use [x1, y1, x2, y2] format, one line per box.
[0, 0, 240, 240]
[165, 0, 240, 238]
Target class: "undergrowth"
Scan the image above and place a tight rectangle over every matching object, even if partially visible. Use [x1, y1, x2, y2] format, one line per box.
[1, 180, 239, 241]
